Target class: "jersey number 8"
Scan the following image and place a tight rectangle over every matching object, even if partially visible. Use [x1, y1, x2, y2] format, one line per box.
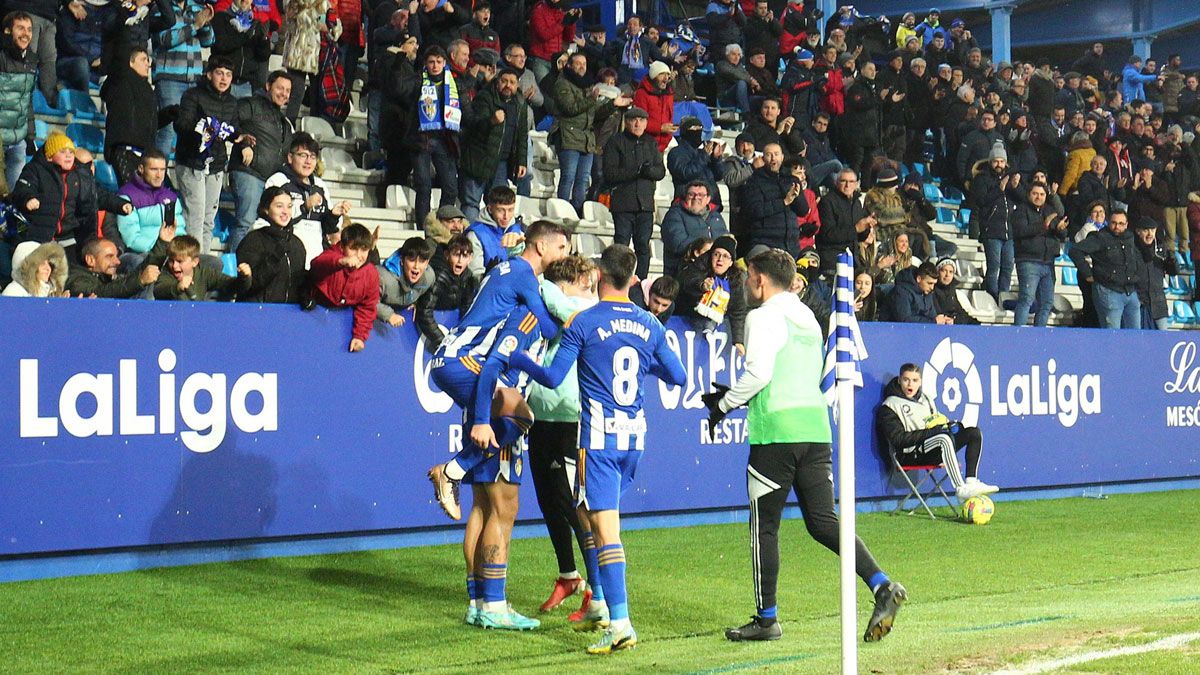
[612, 346, 640, 406]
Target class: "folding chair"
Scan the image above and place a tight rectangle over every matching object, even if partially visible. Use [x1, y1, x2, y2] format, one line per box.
[891, 453, 957, 519]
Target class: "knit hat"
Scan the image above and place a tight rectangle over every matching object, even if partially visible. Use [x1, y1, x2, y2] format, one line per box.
[838, 53, 856, 67]
[795, 48, 814, 61]
[876, 168, 899, 187]
[797, 248, 821, 269]
[648, 61, 671, 80]
[43, 131, 74, 159]
[988, 140, 1008, 162]
[711, 234, 737, 258]
[936, 257, 958, 273]
[998, 61, 1013, 71]
[680, 116, 704, 132]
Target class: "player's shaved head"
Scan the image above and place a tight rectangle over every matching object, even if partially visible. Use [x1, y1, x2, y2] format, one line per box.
[597, 244, 637, 290]
[524, 219, 569, 246]
[747, 248, 795, 290]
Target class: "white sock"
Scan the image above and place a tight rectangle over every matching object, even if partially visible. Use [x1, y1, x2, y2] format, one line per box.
[482, 600, 507, 614]
[560, 571, 581, 580]
[609, 618, 632, 633]
[470, 599, 478, 609]
[443, 460, 466, 481]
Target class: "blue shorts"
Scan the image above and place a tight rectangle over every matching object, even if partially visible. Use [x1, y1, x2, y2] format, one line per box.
[431, 358, 479, 416]
[463, 439, 525, 485]
[576, 448, 641, 512]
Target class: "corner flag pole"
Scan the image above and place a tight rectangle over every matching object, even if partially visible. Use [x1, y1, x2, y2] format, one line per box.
[820, 249, 867, 674]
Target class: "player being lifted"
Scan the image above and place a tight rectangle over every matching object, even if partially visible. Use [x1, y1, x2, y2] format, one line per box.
[701, 248, 906, 643]
[457, 304, 549, 630]
[509, 245, 687, 654]
[427, 219, 570, 521]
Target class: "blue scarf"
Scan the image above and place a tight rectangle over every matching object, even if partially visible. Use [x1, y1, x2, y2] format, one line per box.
[418, 70, 461, 133]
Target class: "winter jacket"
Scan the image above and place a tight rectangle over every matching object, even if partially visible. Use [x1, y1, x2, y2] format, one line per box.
[969, 166, 1021, 241]
[1130, 179, 1171, 230]
[1059, 146, 1096, 196]
[956, 128, 1002, 183]
[1121, 63, 1158, 106]
[660, 203, 728, 277]
[551, 73, 611, 153]
[100, 59, 160, 155]
[2, 241, 67, 297]
[415, 1, 468, 50]
[1073, 171, 1111, 227]
[174, 78, 244, 173]
[153, 0, 216, 84]
[231, 90, 294, 181]
[737, 167, 809, 258]
[1135, 236, 1177, 320]
[0, 38, 37, 148]
[375, 261, 434, 324]
[263, 166, 341, 263]
[632, 78, 675, 152]
[309, 244, 381, 343]
[666, 141, 724, 202]
[715, 59, 753, 96]
[842, 77, 881, 147]
[876, 376, 945, 453]
[465, 216, 524, 276]
[1069, 226, 1142, 294]
[65, 237, 167, 298]
[117, 175, 186, 254]
[211, 9, 272, 87]
[6, 0, 60, 20]
[890, 267, 937, 323]
[1013, 201, 1067, 264]
[415, 264, 479, 350]
[11, 154, 90, 244]
[676, 254, 748, 344]
[602, 130, 665, 213]
[282, 0, 341, 75]
[1027, 70, 1057, 119]
[459, 79, 528, 183]
[236, 219, 308, 303]
[154, 265, 249, 300]
[816, 189, 870, 262]
[933, 279, 979, 324]
[745, 13, 782, 58]
[528, 0, 577, 62]
[706, 1, 745, 54]
[744, 117, 805, 157]
[333, 0, 364, 49]
[780, 61, 819, 122]
[864, 187, 908, 243]
[459, 18, 500, 55]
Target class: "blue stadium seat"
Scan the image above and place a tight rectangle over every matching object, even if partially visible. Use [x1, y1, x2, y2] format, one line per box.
[58, 89, 104, 123]
[957, 207, 971, 233]
[221, 253, 238, 277]
[936, 206, 956, 224]
[33, 119, 52, 148]
[923, 183, 943, 202]
[94, 160, 118, 193]
[33, 89, 67, 119]
[213, 210, 234, 244]
[1172, 300, 1196, 325]
[913, 162, 927, 177]
[941, 186, 964, 205]
[65, 123, 104, 154]
[1062, 267, 1078, 286]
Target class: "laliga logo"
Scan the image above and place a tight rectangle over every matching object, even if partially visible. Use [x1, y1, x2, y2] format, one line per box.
[19, 349, 278, 454]
[923, 337, 1101, 428]
[922, 338, 984, 427]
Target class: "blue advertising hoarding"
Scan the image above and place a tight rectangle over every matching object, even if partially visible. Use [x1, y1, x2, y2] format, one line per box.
[1, 298, 1198, 558]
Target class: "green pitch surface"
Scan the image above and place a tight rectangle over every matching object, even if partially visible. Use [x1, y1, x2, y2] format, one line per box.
[2, 490, 1199, 673]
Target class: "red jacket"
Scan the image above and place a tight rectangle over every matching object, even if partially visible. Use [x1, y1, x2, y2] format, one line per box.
[797, 188, 821, 250]
[310, 245, 380, 343]
[633, 78, 675, 152]
[529, 1, 576, 62]
[330, 0, 365, 48]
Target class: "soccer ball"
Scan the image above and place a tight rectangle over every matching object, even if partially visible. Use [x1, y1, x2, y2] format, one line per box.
[960, 495, 995, 525]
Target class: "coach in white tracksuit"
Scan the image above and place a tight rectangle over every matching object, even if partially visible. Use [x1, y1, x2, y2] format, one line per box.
[876, 363, 1000, 500]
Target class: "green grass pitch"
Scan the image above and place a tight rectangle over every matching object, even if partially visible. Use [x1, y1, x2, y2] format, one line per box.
[2, 490, 1198, 673]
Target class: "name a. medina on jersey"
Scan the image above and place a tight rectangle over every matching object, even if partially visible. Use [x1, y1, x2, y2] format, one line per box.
[596, 317, 651, 341]
[18, 349, 279, 454]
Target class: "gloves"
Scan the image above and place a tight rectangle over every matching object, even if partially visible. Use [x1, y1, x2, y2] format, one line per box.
[701, 383, 731, 427]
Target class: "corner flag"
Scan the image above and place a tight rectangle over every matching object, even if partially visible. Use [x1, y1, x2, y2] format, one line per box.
[820, 249, 868, 420]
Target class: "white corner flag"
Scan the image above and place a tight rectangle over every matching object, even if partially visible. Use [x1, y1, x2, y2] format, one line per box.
[819, 248, 868, 675]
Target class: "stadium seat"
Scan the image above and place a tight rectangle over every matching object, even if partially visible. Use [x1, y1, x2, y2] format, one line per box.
[1061, 266, 1078, 286]
[581, 200, 613, 233]
[970, 290, 1005, 323]
[1172, 300, 1197, 325]
[33, 89, 67, 120]
[543, 198, 580, 229]
[515, 195, 543, 223]
[575, 232, 605, 257]
[922, 183, 943, 202]
[94, 160, 119, 194]
[213, 210, 233, 244]
[58, 89, 103, 123]
[220, 253, 238, 277]
[890, 452, 957, 519]
[299, 115, 338, 142]
[66, 123, 104, 154]
[1167, 275, 1188, 296]
[935, 206, 956, 224]
[940, 186, 964, 205]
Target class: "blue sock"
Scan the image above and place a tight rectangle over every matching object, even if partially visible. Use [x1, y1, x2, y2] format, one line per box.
[867, 571, 890, 593]
[466, 575, 478, 602]
[758, 605, 777, 619]
[597, 544, 628, 620]
[480, 563, 507, 604]
[581, 532, 604, 602]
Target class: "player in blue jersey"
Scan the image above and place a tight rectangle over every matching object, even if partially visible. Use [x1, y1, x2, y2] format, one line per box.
[458, 305, 548, 630]
[427, 220, 570, 521]
[509, 245, 687, 655]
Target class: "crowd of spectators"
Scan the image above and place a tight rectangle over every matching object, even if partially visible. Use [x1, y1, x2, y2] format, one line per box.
[1, 1, 1198, 337]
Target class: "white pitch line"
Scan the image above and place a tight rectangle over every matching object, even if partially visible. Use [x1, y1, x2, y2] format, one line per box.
[991, 632, 1200, 674]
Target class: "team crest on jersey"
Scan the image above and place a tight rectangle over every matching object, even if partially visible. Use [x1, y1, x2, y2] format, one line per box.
[497, 335, 519, 356]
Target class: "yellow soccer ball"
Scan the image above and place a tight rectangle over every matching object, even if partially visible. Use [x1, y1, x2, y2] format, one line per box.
[961, 495, 995, 525]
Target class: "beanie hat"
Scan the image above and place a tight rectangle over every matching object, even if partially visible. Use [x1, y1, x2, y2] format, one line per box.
[875, 168, 899, 187]
[711, 234, 737, 258]
[43, 131, 75, 159]
[988, 141, 1008, 162]
[648, 61, 670, 80]
[795, 48, 814, 61]
[935, 257, 958, 273]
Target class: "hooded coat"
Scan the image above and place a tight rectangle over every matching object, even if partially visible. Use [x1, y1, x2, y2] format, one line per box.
[876, 375, 944, 453]
[632, 77, 675, 152]
[2, 241, 68, 297]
